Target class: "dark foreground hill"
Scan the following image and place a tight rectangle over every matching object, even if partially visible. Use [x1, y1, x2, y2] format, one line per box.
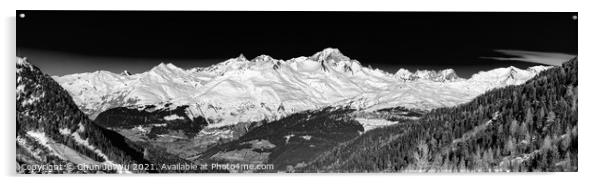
[16, 57, 219, 174]
[306, 58, 578, 172]
[17, 57, 151, 173]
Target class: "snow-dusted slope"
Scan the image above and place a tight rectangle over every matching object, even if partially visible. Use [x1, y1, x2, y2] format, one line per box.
[54, 48, 550, 128]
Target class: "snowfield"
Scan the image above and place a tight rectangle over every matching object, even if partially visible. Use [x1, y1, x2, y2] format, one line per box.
[54, 48, 550, 129]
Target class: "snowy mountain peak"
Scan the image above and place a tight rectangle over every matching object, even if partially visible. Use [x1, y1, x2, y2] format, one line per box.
[394, 68, 413, 79]
[414, 69, 459, 82]
[236, 54, 247, 61]
[150, 62, 184, 74]
[310, 48, 351, 63]
[251, 54, 275, 63]
[153, 62, 178, 70]
[506, 66, 519, 78]
[470, 65, 552, 85]
[439, 69, 460, 81]
[527, 65, 549, 73]
[394, 68, 460, 82]
[198, 55, 254, 75]
[121, 70, 132, 76]
[198, 48, 359, 75]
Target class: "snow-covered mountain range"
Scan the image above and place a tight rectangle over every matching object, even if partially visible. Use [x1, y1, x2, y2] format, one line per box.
[54, 48, 551, 128]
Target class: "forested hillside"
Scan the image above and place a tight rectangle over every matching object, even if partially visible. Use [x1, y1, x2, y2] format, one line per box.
[17, 58, 153, 174]
[95, 105, 208, 139]
[199, 107, 364, 171]
[307, 58, 578, 172]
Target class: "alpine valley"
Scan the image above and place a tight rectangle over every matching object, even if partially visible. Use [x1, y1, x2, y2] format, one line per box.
[17, 48, 576, 173]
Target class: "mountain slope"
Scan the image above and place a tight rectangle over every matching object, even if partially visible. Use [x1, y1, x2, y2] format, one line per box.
[306, 57, 578, 172]
[54, 48, 550, 129]
[16, 57, 150, 174]
[197, 107, 364, 171]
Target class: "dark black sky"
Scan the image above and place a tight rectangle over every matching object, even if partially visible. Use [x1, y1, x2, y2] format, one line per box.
[16, 11, 577, 77]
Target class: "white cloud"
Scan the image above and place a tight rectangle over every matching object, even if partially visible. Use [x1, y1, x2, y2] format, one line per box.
[482, 49, 576, 66]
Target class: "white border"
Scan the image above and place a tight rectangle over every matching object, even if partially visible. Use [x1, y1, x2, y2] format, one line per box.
[2, 0, 599, 185]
